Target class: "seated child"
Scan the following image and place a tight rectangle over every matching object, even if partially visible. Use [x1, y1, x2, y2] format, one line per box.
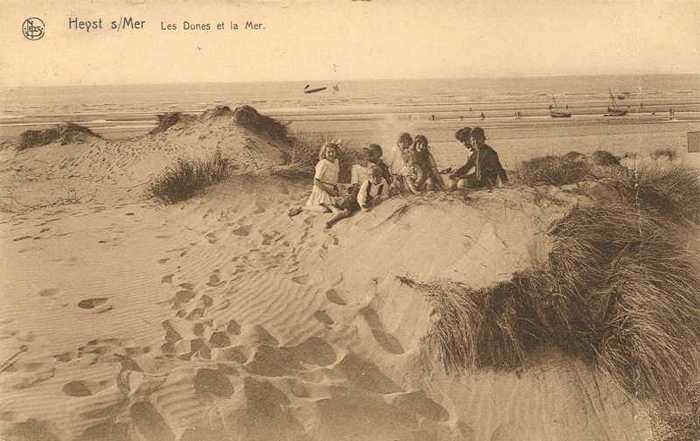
[357, 165, 390, 210]
[406, 135, 445, 193]
[351, 147, 371, 185]
[388, 132, 413, 194]
[367, 144, 392, 185]
[304, 142, 340, 212]
[325, 183, 361, 229]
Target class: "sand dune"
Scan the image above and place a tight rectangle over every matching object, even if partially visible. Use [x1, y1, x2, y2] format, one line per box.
[0, 106, 665, 440]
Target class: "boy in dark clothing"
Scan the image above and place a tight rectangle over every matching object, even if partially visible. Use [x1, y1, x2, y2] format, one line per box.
[449, 127, 508, 189]
[447, 127, 472, 185]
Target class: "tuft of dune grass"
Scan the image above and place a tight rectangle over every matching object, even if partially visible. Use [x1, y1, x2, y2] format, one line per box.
[516, 153, 592, 186]
[18, 123, 102, 150]
[591, 150, 621, 166]
[232, 105, 288, 142]
[651, 148, 677, 161]
[651, 382, 700, 440]
[600, 166, 700, 225]
[148, 150, 230, 203]
[403, 165, 700, 409]
[516, 150, 627, 187]
[150, 112, 195, 135]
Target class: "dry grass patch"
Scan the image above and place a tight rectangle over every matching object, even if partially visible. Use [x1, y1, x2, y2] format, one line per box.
[148, 150, 231, 203]
[404, 165, 700, 411]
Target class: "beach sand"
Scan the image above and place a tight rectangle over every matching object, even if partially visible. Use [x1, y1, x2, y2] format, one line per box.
[0, 106, 694, 440]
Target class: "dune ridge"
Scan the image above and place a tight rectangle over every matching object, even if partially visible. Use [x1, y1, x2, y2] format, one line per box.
[1, 105, 689, 440]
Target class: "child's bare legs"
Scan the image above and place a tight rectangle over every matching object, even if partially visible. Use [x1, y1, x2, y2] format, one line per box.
[325, 209, 351, 229]
[302, 204, 331, 213]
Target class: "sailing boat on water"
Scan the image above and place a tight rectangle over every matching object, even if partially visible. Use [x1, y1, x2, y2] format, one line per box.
[549, 96, 571, 118]
[605, 89, 628, 116]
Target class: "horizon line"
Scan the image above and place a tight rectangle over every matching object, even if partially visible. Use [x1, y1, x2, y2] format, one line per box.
[2, 72, 699, 89]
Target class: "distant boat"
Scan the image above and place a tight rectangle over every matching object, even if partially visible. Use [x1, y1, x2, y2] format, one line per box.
[303, 84, 327, 94]
[605, 89, 628, 116]
[549, 96, 572, 118]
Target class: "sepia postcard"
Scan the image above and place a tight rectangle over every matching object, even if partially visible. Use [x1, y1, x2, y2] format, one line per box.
[1, 1, 699, 440]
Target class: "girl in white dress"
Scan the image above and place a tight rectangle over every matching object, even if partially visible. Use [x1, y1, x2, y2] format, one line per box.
[304, 142, 340, 212]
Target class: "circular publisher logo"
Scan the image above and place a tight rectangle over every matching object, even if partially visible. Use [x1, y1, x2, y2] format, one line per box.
[22, 17, 45, 40]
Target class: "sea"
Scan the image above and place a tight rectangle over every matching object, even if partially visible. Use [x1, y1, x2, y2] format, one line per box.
[2, 74, 699, 167]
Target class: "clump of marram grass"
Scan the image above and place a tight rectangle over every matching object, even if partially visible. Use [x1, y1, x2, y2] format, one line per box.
[18, 123, 102, 150]
[232, 105, 288, 142]
[398, 274, 544, 372]
[651, 147, 677, 161]
[600, 165, 700, 225]
[591, 149, 620, 166]
[551, 204, 700, 404]
[402, 165, 700, 409]
[651, 382, 700, 441]
[516, 153, 592, 186]
[148, 150, 230, 203]
[150, 112, 195, 134]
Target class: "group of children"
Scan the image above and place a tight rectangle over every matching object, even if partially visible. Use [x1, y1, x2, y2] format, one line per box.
[291, 126, 508, 229]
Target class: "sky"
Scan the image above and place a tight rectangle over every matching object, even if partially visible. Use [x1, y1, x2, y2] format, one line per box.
[1, 0, 698, 87]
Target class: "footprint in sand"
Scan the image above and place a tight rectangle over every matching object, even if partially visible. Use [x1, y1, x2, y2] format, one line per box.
[232, 225, 252, 236]
[206, 273, 225, 287]
[129, 402, 176, 441]
[38, 288, 59, 297]
[325, 289, 347, 305]
[179, 282, 194, 290]
[200, 295, 213, 308]
[287, 379, 309, 398]
[194, 368, 234, 397]
[313, 310, 334, 326]
[261, 232, 277, 246]
[158, 258, 169, 264]
[291, 275, 309, 285]
[161, 274, 173, 284]
[389, 391, 450, 422]
[360, 307, 405, 355]
[205, 232, 218, 244]
[62, 379, 110, 397]
[172, 290, 196, 308]
[209, 331, 231, 348]
[125, 346, 151, 356]
[78, 298, 109, 309]
[186, 308, 205, 321]
[226, 319, 241, 335]
[192, 321, 210, 337]
[54, 352, 73, 363]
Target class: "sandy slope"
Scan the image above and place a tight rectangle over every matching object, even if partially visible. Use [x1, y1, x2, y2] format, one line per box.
[0, 109, 654, 441]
